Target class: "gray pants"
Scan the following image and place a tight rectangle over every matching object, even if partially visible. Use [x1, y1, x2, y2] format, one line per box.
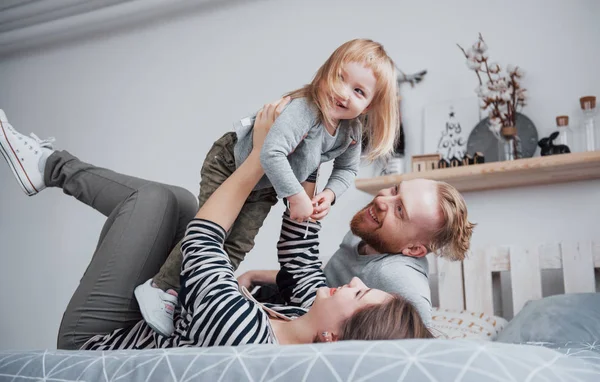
[152, 132, 278, 291]
[49, 150, 198, 350]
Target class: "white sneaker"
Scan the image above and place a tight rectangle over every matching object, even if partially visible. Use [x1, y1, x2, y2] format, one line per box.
[0, 110, 54, 196]
[134, 279, 178, 337]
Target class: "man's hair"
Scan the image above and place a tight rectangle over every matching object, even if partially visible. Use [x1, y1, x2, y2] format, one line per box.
[429, 181, 475, 261]
[337, 294, 433, 341]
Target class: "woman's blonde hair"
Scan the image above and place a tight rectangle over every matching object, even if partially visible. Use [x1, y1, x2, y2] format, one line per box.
[286, 39, 400, 161]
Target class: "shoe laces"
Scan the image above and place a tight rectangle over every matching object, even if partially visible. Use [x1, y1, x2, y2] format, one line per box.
[29, 133, 55, 149]
[162, 300, 175, 316]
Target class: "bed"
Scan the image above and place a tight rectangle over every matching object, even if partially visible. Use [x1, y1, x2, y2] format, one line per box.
[1, 240, 599, 381]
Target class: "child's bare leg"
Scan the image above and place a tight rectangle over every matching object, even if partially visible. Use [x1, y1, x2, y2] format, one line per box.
[302, 180, 316, 199]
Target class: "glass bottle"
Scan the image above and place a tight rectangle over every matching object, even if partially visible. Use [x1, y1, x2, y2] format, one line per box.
[579, 96, 598, 151]
[555, 115, 574, 152]
[380, 121, 406, 175]
[498, 126, 521, 160]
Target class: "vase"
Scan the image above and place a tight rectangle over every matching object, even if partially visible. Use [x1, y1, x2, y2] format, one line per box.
[498, 126, 522, 161]
[467, 112, 538, 163]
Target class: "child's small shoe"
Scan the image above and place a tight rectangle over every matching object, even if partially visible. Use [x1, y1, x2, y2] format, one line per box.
[0, 110, 54, 196]
[134, 279, 178, 337]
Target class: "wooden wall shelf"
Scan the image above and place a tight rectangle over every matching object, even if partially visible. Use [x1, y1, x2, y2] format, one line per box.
[355, 151, 600, 194]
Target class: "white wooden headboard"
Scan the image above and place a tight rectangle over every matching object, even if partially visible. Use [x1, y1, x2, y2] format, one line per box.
[427, 241, 600, 317]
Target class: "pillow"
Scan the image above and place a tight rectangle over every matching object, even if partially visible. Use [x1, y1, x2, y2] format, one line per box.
[429, 307, 508, 340]
[496, 293, 600, 344]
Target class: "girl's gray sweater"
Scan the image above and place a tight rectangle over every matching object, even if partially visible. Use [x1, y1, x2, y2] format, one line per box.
[233, 97, 362, 199]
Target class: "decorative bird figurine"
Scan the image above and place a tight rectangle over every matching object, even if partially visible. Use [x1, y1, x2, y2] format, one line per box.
[397, 68, 428, 88]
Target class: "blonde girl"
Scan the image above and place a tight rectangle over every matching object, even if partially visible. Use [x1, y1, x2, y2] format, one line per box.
[135, 38, 402, 337]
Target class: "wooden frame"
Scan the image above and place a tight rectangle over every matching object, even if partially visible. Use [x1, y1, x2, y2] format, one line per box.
[411, 153, 441, 173]
[428, 241, 600, 317]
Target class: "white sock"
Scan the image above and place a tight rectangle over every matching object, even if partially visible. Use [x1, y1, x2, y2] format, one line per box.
[38, 147, 54, 177]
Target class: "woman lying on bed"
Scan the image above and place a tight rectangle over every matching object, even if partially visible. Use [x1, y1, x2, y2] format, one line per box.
[0, 99, 432, 350]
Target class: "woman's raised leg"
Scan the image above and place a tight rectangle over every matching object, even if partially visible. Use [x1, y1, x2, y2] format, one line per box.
[0, 110, 198, 349]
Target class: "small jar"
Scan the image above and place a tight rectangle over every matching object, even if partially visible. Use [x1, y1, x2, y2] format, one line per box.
[578, 96, 598, 151]
[555, 115, 575, 152]
[498, 126, 521, 161]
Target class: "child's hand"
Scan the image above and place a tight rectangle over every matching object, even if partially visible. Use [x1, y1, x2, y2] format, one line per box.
[287, 190, 314, 222]
[311, 189, 335, 220]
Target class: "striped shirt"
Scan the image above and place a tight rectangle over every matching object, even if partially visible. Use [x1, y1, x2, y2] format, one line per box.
[80, 212, 326, 350]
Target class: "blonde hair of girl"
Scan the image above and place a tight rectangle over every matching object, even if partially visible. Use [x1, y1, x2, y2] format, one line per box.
[286, 38, 400, 161]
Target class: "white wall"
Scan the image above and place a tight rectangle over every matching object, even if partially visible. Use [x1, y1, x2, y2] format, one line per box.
[0, 0, 599, 350]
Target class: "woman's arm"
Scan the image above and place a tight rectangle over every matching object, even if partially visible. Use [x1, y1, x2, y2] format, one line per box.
[175, 98, 291, 347]
[275, 212, 327, 309]
[195, 98, 289, 231]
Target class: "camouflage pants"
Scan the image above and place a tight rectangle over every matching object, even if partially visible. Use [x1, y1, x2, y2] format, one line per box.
[152, 132, 278, 291]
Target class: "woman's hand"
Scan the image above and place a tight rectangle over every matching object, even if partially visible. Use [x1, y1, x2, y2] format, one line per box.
[252, 96, 291, 152]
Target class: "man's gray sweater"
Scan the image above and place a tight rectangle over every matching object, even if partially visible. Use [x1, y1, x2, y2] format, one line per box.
[324, 230, 432, 325]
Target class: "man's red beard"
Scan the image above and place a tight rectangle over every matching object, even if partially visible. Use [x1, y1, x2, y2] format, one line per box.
[350, 204, 395, 254]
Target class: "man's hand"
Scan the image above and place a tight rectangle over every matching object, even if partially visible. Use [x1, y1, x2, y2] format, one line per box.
[237, 270, 256, 290]
[287, 190, 314, 222]
[310, 189, 335, 220]
[236, 270, 278, 289]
